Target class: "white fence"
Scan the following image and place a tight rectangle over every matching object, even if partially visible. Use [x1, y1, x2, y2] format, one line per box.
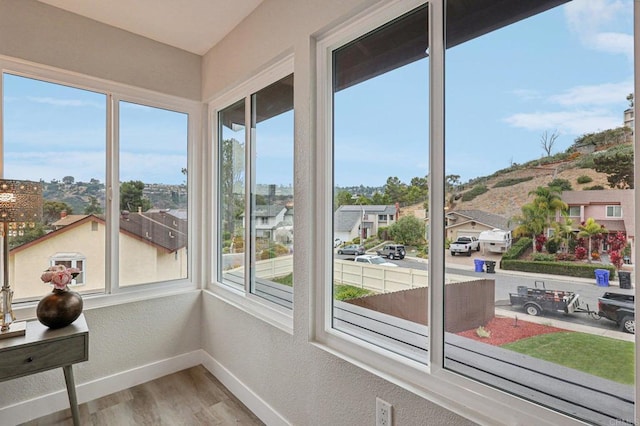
[334, 260, 427, 293]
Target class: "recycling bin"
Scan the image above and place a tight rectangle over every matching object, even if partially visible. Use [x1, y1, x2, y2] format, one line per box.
[594, 269, 610, 287]
[474, 259, 485, 272]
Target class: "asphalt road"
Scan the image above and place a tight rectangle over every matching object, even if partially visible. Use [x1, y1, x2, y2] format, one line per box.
[335, 253, 634, 333]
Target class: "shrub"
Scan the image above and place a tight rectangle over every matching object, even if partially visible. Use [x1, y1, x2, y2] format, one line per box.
[584, 185, 605, 190]
[502, 237, 531, 260]
[501, 259, 615, 279]
[461, 185, 489, 201]
[532, 253, 556, 262]
[548, 178, 572, 191]
[609, 250, 624, 270]
[334, 285, 372, 301]
[555, 252, 576, 262]
[493, 176, 533, 188]
[576, 175, 593, 184]
[575, 246, 587, 260]
[545, 239, 559, 254]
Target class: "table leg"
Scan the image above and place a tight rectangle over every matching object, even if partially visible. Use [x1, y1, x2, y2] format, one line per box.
[62, 365, 80, 426]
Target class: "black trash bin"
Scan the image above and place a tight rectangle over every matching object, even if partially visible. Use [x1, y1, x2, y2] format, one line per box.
[618, 271, 632, 289]
[485, 260, 496, 273]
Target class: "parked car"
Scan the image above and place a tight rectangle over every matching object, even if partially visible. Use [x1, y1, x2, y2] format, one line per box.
[354, 255, 398, 267]
[598, 292, 635, 334]
[337, 244, 365, 255]
[450, 236, 480, 256]
[376, 244, 406, 260]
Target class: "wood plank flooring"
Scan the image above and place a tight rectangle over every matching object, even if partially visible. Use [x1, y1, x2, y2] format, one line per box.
[20, 365, 265, 426]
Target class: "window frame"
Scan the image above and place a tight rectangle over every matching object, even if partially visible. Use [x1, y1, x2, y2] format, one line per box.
[207, 55, 294, 334]
[313, 1, 639, 425]
[606, 205, 623, 218]
[49, 253, 86, 286]
[568, 206, 581, 217]
[1, 55, 201, 321]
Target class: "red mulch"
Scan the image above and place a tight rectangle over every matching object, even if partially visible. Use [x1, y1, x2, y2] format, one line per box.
[457, 317, 570, 346]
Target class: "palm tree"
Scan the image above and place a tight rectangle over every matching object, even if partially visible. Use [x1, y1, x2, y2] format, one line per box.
[528, 186, 568, 226]
[578, 218, 606, 263]
[511, 203, 547, 253]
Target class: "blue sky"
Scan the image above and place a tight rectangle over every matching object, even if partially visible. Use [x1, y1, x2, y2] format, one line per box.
[335, 0, 634, 187]
[1, 0, 634, 189]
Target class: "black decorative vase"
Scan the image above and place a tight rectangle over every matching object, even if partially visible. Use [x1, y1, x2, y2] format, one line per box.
[36, 288, 83, 329]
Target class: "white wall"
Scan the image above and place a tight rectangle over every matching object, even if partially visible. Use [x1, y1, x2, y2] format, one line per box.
[0, 0, 201, 100]
[202, 0, 475, 424]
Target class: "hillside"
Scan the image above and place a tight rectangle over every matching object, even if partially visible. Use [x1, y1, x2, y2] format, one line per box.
[400, 161, 612, 221]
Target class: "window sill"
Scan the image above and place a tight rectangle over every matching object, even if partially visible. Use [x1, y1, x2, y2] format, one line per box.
[13, 279, 199, 321]
[204, 282, 293, 335]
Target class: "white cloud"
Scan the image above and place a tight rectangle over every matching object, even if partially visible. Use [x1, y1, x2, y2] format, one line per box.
[549, 80, 633, 106]
[27, 96, 103, 108]
[564, 0, 632, 60]
[511, 89, 542, 101]
[504, 109, 619, 135]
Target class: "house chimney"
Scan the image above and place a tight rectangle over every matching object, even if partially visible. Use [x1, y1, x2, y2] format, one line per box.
[60, 210, 67, 219]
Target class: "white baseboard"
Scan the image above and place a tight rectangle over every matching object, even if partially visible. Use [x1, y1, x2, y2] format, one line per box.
[201, 352, 290, 426]
[1, 350, 203, 425]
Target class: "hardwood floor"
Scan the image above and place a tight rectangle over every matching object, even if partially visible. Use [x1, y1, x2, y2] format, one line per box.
[20, 366, 265, 425]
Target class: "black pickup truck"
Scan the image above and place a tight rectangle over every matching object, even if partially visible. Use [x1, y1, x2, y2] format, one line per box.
[598, 292, 635, 334]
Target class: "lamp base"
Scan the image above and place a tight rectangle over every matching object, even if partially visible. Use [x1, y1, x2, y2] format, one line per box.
[0, 321, 26, 340]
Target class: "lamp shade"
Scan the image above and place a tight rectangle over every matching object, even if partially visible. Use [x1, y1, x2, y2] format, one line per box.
[0, 179, 43, 224]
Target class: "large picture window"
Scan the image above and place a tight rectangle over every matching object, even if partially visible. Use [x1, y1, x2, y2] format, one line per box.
[320, 0, 636, 424]
[1, 69, 193, 301]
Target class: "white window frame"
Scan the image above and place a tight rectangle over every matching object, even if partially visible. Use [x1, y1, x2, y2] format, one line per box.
[568, 205, 581, 217]
[49, 253, 86, 286]
[606, 205, 622, 218]
[313, 1, 639, 425]
[1, 55, 201, 322]
[207, 55, 294, 334]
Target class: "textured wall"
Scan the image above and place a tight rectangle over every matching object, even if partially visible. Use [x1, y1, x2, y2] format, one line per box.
[0, 0, 201, 100]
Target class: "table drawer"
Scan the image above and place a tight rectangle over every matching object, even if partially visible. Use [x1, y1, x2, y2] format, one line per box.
[0, 334, 87, 381]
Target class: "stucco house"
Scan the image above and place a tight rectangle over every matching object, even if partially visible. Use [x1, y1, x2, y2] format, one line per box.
[11, 211, 187, 300]
[334, 204, 397, 243]
[558, 189, 634, 253]
[443, 209, 512, 242]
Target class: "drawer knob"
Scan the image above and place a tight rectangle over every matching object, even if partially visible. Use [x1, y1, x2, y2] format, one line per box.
[26, 357, 33, 363]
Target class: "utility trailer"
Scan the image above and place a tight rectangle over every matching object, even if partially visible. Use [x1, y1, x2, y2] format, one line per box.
[509, 281, 585, 317]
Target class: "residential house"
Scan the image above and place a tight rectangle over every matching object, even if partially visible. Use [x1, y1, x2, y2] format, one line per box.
[11, 211, 187, 300]
[559, 189, 634, 253]
[334, 204, 397, 243]
[443, 209, 512, 242]
[241, 204, 288, 240]
[0, 1, 636, 426]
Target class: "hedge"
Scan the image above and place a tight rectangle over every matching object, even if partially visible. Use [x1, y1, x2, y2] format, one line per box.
[501, 259, 615, 279]
[502, 237, 531, 260]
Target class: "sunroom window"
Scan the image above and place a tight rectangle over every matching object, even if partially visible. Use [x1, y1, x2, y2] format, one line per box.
[217, 73, 294, 309]
[443, 1, 635, 424]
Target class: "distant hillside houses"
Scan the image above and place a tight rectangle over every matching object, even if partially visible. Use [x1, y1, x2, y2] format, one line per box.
[10, 209, 187, 300]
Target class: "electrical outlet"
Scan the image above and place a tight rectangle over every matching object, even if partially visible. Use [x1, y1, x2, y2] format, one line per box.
[376, 397, 392, 426]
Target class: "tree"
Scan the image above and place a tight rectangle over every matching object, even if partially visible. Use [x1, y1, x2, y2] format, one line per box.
[120, 180, 152, 212]
[578, 218, 605, 263]
[9, 223, 46, 250]
[220, 138, 245, 234]
[528, 186, 567, 226]
[511, 203, 547, 253]
[335, 190, 354, 208]
[540, 130, 559, 157]
[84, 196, 103, 214]
[43, 201, 73, 224]
[383, 176, 407, 203]
[62, 176, 75, 185]
[388, 215, 425, 246]
[593, 146, 634, 189]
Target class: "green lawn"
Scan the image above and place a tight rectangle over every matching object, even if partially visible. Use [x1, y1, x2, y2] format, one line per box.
[502, 332, 635, 385]
[270, 275, 373, 301]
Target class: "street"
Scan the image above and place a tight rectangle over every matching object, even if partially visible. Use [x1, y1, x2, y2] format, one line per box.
[336, 253, 634, 334]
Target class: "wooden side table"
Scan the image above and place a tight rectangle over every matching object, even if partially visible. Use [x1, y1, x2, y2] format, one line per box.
[0, 314, 89, 426]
